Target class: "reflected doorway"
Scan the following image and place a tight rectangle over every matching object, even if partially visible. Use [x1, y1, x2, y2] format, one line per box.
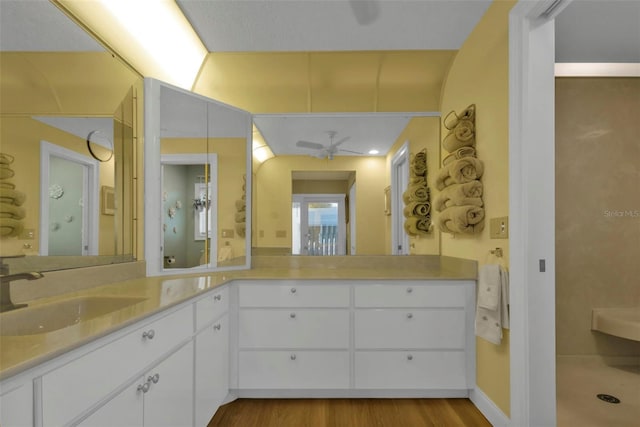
[292, 194, 346, 255]
[39, 140, 99, 256]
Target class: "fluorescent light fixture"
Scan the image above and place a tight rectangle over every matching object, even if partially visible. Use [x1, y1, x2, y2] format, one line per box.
[368, 149, 380, 155]
[555, 63, 640, 77]
[58, 0, 208, 89]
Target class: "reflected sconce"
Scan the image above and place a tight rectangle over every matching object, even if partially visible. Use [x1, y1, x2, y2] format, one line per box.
[193, 196, 210, 211]
[252, 128, 274, 164]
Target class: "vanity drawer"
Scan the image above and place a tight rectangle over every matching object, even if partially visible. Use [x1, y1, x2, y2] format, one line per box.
[354, 283, 467, 308]
[239, 350, 350, 389]
[195, 286, 229, 330]
[354, 309, 466, 349]
[41, 304, 193, 427]
[354, 350, 467, 389]
[238, 282, 349, 307]
[239, 309, 349, 349]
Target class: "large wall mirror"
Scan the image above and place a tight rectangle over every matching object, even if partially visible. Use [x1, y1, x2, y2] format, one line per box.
[144, 79, 251, 276]
[0, 1, 141, 273]
[252, 114, 441, 257]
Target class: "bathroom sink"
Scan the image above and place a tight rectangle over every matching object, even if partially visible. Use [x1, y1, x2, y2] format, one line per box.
[0, 296, 147, 336]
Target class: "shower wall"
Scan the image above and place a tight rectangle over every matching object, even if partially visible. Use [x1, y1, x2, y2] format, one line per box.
[555, 77, 640, 357]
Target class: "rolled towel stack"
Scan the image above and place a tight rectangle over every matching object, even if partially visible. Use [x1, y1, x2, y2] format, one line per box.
[436, 105, 485, 235]
[0, 153, 26, 237]
[403, 148, 432, 236]
[234, 174, 246, 238]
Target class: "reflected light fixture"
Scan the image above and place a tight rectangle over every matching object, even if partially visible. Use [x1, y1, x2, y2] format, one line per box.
[57, 0, 208, 89]
[368, 149, 380, 155]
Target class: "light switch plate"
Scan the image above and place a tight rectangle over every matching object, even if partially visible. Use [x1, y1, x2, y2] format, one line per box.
[221, 229, 234, 238]
[275, 230, 287, 238]
[490, 216, 509, 239]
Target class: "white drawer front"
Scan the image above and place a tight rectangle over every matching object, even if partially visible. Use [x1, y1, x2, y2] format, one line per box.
[41, 305, 193, 427]
[239, 351, 350, 389]
[355, 309, 466, 349]
[238, 283, 349, 307]
[196, 286, 229, 330]
[355, 351, 467, 389]
[354, 284, 467, 308]
[239, 309, 349, 349]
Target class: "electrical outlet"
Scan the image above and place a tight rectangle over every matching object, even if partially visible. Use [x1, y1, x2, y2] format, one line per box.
[19, 228, 35, 240]
[490, 217, 509, 239]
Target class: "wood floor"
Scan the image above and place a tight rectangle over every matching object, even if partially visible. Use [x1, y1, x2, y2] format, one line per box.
[208, 398, 491, 427]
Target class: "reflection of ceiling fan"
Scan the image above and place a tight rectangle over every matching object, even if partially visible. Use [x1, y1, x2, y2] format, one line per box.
[296, 131, 362, 160]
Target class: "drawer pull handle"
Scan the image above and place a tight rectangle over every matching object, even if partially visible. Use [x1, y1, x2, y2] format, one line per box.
[214, 323, 221, 331]
[137, 381, 151, 393]
[290, 287, 297, 294]
[148, 373, 160, 384]
[214, 294, 222, 301]
[406, 287, 413, 293]
[290, 313, 296, 319]
[142, 329, 155, 340]
[407, 354, 413, 361]
[290, 354, 297, 361]
[406, 313, 413, 319]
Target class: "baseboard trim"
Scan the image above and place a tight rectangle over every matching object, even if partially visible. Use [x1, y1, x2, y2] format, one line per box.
[232, 388, 470, 399]
[469, 386, 510, 427]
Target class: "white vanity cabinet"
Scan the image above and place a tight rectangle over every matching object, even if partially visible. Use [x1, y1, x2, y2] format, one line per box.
[353, 281, 475, 394]
[194, 287, 229, 427]
[77, 341, 194, 427]
[236, 281, 350, 391]
[0, 374, 33, 427]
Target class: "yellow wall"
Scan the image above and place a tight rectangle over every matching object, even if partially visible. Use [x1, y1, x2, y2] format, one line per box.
[439, 0, 516, 416]
[255, 155, 386, 253]
[385, 116, 441, 255]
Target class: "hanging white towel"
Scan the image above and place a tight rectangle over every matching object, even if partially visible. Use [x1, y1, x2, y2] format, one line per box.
[475, 265, 510, 344]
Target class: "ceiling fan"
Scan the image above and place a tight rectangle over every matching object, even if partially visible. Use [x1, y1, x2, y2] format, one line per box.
[296, 131, 362, 160]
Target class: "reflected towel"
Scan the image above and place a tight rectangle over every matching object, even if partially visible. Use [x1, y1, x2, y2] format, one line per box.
[475, 265, 510, 345]
[404, 216, 431, 236]
[235, 222, 246, 238]
[235, 211, 246, 223]
[443, 104, 476, 130]
[410, 158, 427, 177]
[434, 182, 483, 212]
[443, 147, 476, 166]
[403, 185, 430, 203]
[403, 201, 431, 218]
[436, 157, 484, 190]
[0, 217, 23, 237]
[442, 119, 476, 152]
[235, 199, 246, 211]
[437, 205, 485, 234]
[217, 246, 233, 262]
[0, 202, 26, 219]
[0, 188, 26, 206]
[0, 165, 15, 180]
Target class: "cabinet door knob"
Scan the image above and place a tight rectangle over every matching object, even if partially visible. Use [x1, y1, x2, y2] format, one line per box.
[214, 294, 222, 301]
[214, 323, 221, 331]
[406, 313, 413, 319]
[407, 354, 413, 361]
[290, 312, 296, 319]
[148, 373, 160, 384]
[290, 354, 297, 361]
[142, 329, 155, 340]
[137, 381, 151, 393]
[406, 287, 413, 293]
[290, 287, 297, 294]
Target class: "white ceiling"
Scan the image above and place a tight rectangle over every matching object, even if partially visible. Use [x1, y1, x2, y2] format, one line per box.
[177, 0, 492, 52]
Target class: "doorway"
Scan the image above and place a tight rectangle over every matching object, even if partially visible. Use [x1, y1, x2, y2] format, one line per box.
[390, 141, 409, 255]
[39, 140, 99, 256]
[292, 194, 346, 256]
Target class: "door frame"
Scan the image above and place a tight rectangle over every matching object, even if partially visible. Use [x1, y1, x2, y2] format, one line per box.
[508, 1, 572, 425]
[390, 141, 410, 255]
[39, 140, 99, 256]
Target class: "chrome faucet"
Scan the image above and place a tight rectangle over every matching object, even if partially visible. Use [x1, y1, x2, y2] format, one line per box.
[0, 257, 44, 312]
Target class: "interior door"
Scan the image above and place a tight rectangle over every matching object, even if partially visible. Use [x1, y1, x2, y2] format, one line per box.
[293, 194, 346, 256]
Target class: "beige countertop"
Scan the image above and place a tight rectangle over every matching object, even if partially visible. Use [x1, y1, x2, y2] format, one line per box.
[0, 263, 475, 381]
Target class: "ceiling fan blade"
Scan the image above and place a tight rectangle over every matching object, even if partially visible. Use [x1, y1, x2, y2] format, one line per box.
[331, 136, 350, 148]
[338, 148, 363, 155]
[296, 140, 325, 150]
